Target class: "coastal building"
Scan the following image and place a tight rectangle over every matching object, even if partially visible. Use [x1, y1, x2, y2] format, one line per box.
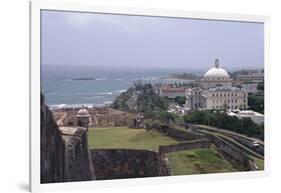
[185, 59, 248, 111]
[204, 87, 248, 110]
[234, 71, 264, 85]
[234, 71, 264, 94]
[227, 110, 264, 124]
[201, 59, 232, 89]
[158, 86, 187, 99]
[185, 87, 206, 111]
[186, 87, 248, 111]
[241, 83, 259, 94]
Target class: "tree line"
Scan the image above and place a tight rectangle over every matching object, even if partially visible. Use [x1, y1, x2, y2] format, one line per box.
[183, 110, 264, 140]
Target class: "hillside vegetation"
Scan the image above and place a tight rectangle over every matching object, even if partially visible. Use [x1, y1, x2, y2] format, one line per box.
[111, 82, 169, 115]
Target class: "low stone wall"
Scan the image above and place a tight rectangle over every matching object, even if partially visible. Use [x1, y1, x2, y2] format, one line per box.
[90, 149, 170, 180]
[155, 125, 204, 141]
[159, 139, 209, 154]
[210, 135, 251, 170]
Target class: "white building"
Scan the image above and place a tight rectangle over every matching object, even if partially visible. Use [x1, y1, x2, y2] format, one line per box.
[201, 59, 232, 89]
[185, 87, 206, 111]
[158, 86, 187, 99]
[227, 110, 264, 124]
[204, 87, 248, 110]
[186, 59, 248, 111]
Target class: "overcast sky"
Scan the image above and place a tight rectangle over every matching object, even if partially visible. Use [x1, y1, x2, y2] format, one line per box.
[41, 10, 264, 70]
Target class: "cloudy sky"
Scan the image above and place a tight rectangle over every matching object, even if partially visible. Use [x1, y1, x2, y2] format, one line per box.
[41, 10, 264, 70]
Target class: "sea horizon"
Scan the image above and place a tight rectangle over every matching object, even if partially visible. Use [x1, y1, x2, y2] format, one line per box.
[42, 65, 263, 109]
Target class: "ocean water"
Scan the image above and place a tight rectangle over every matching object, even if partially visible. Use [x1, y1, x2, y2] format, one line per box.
[42, 65, 203, 108]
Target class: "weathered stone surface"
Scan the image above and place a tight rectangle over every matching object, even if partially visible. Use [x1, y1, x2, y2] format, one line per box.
[159, 139, 209, 154]
[90, 149, 170, 180]
[210, 135, 249, 169]
[40, 95, 95, 183]
[60, 126, 95, 182]
[155, 124, 204, 141]
[41, 94, 65, 183]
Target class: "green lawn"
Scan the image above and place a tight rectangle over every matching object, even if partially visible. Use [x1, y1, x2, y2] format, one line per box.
[166, 148, 238, 175]
[88, 127, 178, 151]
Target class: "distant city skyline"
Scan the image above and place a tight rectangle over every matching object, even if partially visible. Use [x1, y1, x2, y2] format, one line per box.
[41, 10, 264, 70]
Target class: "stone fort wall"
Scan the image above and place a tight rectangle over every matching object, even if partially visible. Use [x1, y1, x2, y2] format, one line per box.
[209, 135, 256, 170]
[159, 139, 209, 154]
[154, 124, 204, 141]
[41, 95, 95, 183]
[90, 149, 171, 180]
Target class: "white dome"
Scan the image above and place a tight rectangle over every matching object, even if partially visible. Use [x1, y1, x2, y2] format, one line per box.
[204, 67, 230, 78]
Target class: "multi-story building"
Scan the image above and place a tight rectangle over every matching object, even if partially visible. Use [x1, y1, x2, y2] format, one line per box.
[185, 59, 248, 111]
[185, 87, 206, 111]
[204, 87, 248, 110]
[158, 86, 187, 99]
[235, 71, 264, 85]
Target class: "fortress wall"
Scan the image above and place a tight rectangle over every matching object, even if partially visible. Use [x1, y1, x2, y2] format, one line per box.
[62, 128, 95, 182]
[90, 149, 171, 180]
[210, 135, 250, 170]
[41, 95, 95, 183]
[158, 139, 209, 154]
[155, 125, 205, 141]
[41, 95, 66, 183]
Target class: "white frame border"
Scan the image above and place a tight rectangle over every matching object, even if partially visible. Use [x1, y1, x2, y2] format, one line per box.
[30, 1, 271, 192]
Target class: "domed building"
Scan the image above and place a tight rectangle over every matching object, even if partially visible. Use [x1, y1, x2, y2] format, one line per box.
[185, 59, 248, 111]
[202, 59, 232, 89]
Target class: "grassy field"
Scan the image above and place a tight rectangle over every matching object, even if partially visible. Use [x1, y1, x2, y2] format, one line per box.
[88, 127, 178, 151]
[166, 148, 238, 175]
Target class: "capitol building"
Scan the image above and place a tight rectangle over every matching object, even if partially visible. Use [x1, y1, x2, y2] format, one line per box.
[186, 59, 248, 111]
